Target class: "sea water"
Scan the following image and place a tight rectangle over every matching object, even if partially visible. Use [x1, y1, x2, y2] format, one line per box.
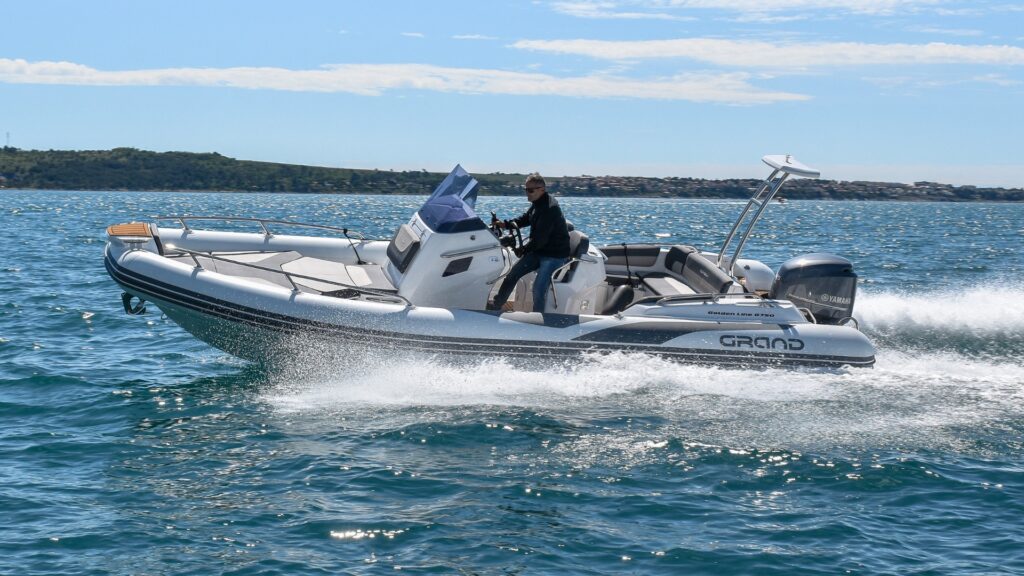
[1, 190, 1022, 574]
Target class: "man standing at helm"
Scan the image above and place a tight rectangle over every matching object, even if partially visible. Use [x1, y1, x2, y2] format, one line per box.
[489, 173, 571, 313]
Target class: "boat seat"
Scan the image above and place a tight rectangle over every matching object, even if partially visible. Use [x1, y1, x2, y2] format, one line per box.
[665, 245, 696, 275]
[600, 244, 661, 267]
[556, 231, 590, 283]
[281, 256, 396, 293]
[634, 245, 697, 296]
[681, 253, 735, 294]
[642, 275, 696, 296]
[168, 251, 305, 290]
[344, 263, 396, 291]
[600, 285, 634, 314]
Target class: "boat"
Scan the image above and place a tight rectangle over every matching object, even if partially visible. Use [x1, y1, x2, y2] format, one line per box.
[104, 155, 875, 368]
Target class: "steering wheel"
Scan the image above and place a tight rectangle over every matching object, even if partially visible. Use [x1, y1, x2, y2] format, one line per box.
[490, 211, 525, 256]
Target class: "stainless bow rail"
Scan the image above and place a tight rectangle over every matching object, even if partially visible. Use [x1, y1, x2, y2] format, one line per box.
[154, 215, 372, 265]
[153, 215, 369, 240]
[164, 245, 412, 307]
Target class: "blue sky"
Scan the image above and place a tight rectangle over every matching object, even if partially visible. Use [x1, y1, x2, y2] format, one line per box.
[1, 0, 1022, 186]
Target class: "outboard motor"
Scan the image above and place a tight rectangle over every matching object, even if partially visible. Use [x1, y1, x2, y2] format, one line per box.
[770, 253, 857, 325]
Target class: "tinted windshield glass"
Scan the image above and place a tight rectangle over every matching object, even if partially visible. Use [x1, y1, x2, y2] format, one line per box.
[417, 165, 486, 233]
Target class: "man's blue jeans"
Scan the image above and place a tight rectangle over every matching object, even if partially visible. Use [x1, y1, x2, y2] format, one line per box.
[493, 253, 569, 313]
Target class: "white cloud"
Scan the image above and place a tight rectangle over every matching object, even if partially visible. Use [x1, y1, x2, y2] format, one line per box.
[551, 0, 946, 17]
[861, 75, 913, 90]
[0, 58, 809, 104]
[453, 34, 499, 40]
[933, 7, 985, 16]
[970, 73, 1022, 86]
[552, 1, 695, 20]
[400, 32, 425, 38]
[907, 26, 984, 37]
[513, 38, 1024, 68]
[729, 12, 810, 22]
[932, 3, 1024, 16]
[662, 0, 941, 13]
[865, 72, 1023, 88]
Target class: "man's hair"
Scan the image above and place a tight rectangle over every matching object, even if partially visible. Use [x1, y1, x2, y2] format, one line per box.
[525, 173, 546, 188]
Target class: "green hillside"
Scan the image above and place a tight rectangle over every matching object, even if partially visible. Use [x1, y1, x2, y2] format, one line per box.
[1, 147, 1021, 201]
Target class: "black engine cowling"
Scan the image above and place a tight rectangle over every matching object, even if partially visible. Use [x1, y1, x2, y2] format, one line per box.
[769, 253, 857, 325]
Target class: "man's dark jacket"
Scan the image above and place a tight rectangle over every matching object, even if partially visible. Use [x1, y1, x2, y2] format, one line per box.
[508, 192, 571, 258]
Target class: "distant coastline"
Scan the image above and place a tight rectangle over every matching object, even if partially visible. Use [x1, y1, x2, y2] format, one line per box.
[1, 147, 1021, 202]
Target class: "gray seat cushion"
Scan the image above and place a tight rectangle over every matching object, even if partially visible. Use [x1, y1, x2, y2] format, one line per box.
[682, 254, 734, 294]
[643, 275, 696, 296]
[559, 231, 591, 283]
[600, 244, 661, 267]
[665, 245, 696, 275]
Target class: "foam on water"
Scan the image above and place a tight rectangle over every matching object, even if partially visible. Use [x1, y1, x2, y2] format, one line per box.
[263, 340, 883, 408]
[260, 341, 1024, 455]
[856, 283, 1024, 340]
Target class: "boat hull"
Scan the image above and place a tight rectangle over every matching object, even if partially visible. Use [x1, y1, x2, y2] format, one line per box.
[105, 245, 875, 369]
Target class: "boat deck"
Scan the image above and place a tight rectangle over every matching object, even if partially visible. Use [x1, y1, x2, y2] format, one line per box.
[166, 251, 396, 295]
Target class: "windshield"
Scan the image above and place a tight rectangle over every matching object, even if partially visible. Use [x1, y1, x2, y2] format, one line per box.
[417, 165, 486, 233]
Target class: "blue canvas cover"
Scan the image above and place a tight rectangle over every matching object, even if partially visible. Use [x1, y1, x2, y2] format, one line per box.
[417, 165, 486, 233]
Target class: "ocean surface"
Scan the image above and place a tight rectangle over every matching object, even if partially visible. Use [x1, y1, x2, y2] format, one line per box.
[1, 190, 1022, 575]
